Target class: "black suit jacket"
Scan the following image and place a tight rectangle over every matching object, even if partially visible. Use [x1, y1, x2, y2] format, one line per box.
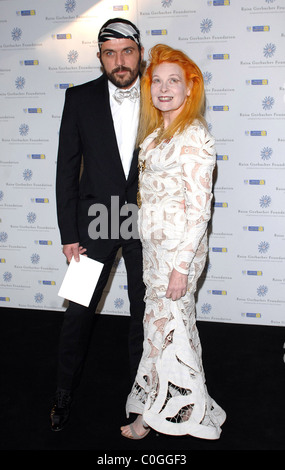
[56, 74, 140, 258]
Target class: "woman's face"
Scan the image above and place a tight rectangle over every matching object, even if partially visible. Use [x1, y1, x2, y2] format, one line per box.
[150, 62, 191, 124]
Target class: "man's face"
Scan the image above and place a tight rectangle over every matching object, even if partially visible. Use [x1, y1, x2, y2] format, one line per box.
[98, 38, 144, 89]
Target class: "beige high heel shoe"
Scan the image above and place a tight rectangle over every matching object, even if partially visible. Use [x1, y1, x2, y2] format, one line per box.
[121, 416, 150, 440]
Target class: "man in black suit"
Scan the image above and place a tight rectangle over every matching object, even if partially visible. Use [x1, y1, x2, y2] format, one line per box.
[50, 18, 145, 431]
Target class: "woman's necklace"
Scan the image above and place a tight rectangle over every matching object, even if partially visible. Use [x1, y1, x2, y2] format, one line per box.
[137, 159, 146, 209]
[154, 126, 164, 146]
[137, 129, 173, 209]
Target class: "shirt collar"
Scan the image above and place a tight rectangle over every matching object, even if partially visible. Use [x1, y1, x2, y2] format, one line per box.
[108, 76, 140, 96]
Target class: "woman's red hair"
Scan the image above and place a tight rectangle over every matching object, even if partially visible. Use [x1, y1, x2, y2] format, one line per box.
[137, 44, 206, 145]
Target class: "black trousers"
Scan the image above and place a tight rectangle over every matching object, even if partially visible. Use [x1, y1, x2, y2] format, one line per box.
[56, 238, 145, 391]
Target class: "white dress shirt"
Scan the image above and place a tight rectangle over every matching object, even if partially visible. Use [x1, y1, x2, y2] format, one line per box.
[108, 77, 140, 179]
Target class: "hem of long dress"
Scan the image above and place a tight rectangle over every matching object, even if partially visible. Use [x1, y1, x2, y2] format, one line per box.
[143, 408, 226, 440]
[126, 396, 145, 418]
[127, 394, 226, 440]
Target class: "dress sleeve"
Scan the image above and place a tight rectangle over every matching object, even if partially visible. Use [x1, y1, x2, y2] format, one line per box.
[173, 126, 216, 274]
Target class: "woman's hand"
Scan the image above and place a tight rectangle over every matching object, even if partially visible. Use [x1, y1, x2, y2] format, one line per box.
[166, 268, 188, 301]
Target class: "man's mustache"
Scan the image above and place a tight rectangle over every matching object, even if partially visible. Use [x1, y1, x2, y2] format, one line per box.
[112, 66, 132, 73]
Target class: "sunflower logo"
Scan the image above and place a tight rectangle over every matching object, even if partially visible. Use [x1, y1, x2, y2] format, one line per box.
[15, 76, 25, 89]
[114, 298, 124, 309]
[260, 147, 272, 160]
[19, 123, 29, 136]
[262, 96, 274, 110]
[259, 195, 271, 208]
[68, 50, 78, 64]
[34, 293, 44, 303]
[161, 0, 172, 7]
[65, 0, 76, 13]
[12, 27, 22, 41]
[31, 253, 40, 264]
[258, 241, 269, 254]
[263, 43, 276, 58]
[257, 285, 268, 297]
[200, 18, 213, 34]
[201, 303, 212, 314]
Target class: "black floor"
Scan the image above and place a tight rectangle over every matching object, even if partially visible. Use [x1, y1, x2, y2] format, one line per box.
[0, 307, 284, 456]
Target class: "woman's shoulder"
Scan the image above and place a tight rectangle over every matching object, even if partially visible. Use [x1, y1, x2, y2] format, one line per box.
[183, 120, 213, 141]
[139, 129, 159, 152]
[179, 120, 216, 161]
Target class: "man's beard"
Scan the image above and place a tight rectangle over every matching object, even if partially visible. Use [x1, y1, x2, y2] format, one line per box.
[104, 62, 140, 89]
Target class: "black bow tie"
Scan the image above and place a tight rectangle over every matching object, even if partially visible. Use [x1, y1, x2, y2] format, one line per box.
[113, 87, 139, 104]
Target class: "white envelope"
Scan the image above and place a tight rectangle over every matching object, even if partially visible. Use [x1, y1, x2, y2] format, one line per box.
[58, 255, 104, 307]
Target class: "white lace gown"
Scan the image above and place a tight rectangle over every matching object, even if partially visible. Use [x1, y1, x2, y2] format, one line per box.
[125, 122, 226, 439]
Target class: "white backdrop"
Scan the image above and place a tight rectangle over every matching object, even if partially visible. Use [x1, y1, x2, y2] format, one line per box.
[0, 0, 284, 326]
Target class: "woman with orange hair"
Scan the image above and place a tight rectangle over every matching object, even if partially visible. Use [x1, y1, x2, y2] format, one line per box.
[121, 44, 226, 440]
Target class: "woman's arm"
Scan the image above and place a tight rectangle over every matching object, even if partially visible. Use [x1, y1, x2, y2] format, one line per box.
[167, 126, 216, 299]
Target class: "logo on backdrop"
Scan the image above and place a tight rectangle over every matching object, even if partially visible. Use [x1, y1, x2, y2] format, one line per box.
[200, 18, 213, 33]
[259, 195, 271, 208]
[261, 147, 272, 160]
[3, 272, 12, 282]
[162, 0, 172, 7]
[16, 10, 36, 16]
[20, 60, 39, 66]
[65, 0, 76, 13]
[27, 212, 37, 224]
[207, 290, 227, 296]
[114, 298, 124, 309]
[0, 232, 8, 243]
[242, 313, 261, 319]
[257, 285, 268, 297]
[52, 33, 72, 40]
[247, 25, 270, 33]
[242, 270, 263, 277]
[142, 0, 196, 21]
[15, 76, 25, 89]
[262, 96, 274, 110]
[34, 293, 44, 304]
[67, 50, 78, 63]
[19, 124, 29, 136]
[238, 146, 278, 169]
[31, 253, 40, 264]
[246, 79, 268, 86]
[208, 53, 230, 61]
[258, 241, 270, 254]
[207, 1, 230, 5]
[263, 43, 276, 58]
[203, 71, 213, 86]
[23, 169, 32, 181]
[11, 27, 22, 41]
[6, 25, 42, 50]
[201, 303, 212, 315]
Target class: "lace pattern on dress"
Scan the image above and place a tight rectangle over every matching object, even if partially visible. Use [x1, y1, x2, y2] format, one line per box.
[126, 123, 226, 439]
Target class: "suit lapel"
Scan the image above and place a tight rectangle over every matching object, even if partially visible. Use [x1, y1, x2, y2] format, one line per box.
[93, 76, 127, 182]
[127, 148, 139, 185]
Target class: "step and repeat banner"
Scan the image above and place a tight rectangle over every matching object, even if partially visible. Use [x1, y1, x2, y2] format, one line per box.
[0, 0, 284, 326]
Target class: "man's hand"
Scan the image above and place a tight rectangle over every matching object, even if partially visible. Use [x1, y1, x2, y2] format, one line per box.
[166, 268, 188, 301]
[62, 243, 87, 263]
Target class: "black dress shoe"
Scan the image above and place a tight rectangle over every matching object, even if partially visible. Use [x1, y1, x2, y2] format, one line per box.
[50, 389, 72, 431]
